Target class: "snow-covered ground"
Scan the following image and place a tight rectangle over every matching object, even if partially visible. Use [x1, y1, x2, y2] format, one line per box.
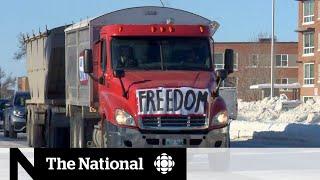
[230, 96, 320, 147]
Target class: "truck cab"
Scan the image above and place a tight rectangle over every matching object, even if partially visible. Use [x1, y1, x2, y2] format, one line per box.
[83, 23, 234, 147]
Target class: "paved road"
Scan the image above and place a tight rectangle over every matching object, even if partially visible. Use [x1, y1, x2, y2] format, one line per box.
[0, 130, 313, 148]
[0, 130, 28, 148]
[0, 134, 308, 148]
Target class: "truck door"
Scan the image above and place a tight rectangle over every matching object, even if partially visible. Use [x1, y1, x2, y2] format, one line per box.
[97, 39, 108, 109]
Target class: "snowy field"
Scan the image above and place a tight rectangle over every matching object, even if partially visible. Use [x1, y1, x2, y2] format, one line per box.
[230, 96, 320, 147]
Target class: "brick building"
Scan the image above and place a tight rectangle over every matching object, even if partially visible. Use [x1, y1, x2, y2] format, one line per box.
[297, 0, 320, 102]
[17, 76, 29, 92]
[215, 40, 298, 101]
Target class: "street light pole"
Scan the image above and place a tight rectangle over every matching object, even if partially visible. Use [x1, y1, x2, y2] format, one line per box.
[271, 0, 275, 97]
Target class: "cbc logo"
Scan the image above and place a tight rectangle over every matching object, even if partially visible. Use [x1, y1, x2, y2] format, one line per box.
[154, 153, 175, 174]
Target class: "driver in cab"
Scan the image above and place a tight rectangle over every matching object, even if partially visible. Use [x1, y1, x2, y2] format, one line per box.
[118, 46, 137, 68]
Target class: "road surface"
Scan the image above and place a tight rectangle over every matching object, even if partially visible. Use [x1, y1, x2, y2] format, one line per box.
[0, 130, 28, 148]
[0, 134, 310, 148]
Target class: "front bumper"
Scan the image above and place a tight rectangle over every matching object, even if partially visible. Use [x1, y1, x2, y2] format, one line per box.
[106, 123, 230, 148]
[11, 115, 26, 132]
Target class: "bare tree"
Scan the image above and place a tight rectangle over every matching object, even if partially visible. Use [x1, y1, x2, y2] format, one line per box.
[13, 33, 26, 60]
[0, 67, 16, 99]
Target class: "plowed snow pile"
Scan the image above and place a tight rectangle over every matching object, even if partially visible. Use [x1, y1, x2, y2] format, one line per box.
[237, 96, 320, 124]
[231, 96, 320, 146]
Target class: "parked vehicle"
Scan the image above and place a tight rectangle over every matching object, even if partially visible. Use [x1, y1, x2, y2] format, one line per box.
[3, 92, 30, 138]
[0, 99, 10, 129]
[25, 6, 237, 148]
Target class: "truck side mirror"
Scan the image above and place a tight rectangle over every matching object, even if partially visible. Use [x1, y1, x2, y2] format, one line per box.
[113, 69, 125, 78]
[83, 49, 93, 73]
[224, 49, 234, 74]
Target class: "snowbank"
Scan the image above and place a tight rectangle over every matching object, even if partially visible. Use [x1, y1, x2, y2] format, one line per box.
[237, 96, 320, 124]
[231, 97, 320, 146]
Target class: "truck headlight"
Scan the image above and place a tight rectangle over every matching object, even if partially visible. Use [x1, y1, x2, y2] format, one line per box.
[211, 110, 229, 126]
[114, 109, 136, 127]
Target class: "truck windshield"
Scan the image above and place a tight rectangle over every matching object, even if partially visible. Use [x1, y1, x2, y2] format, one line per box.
[111, 37, 212, 71]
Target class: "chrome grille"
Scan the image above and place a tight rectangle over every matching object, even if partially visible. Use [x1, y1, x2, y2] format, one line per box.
[140, 116, 208, 130]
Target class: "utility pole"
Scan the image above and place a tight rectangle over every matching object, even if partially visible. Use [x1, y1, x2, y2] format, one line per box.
[270, 0, 275, 97]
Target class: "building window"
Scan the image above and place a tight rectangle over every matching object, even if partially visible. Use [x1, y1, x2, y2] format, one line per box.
[276, 78, 289, 91]
[276, 54, 288, 67]
[214, 53, 224, 70]
[234, 52, 238, 70]
[250, 54, 259, 67]
[303, 32, 314, 55]
[303, 96, 314, 103]
[214, 52, 238, 70]
[304, 63, 315, 85]
[303, 0, 315, 23]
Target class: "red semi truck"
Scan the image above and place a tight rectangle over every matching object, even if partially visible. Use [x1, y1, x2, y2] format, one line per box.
[26, 6, 236, 148]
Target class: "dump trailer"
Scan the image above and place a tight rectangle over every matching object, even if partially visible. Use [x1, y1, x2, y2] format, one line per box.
[26, 6, 237, 148]
[25, 26, 70, 148]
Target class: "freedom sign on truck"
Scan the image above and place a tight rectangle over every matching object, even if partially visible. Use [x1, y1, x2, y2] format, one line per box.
[136, 87, 209, 115]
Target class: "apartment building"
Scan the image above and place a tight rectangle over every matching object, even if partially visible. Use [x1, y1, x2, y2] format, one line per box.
[215, 40, 298, 101]
[297, 0, 320, 102]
